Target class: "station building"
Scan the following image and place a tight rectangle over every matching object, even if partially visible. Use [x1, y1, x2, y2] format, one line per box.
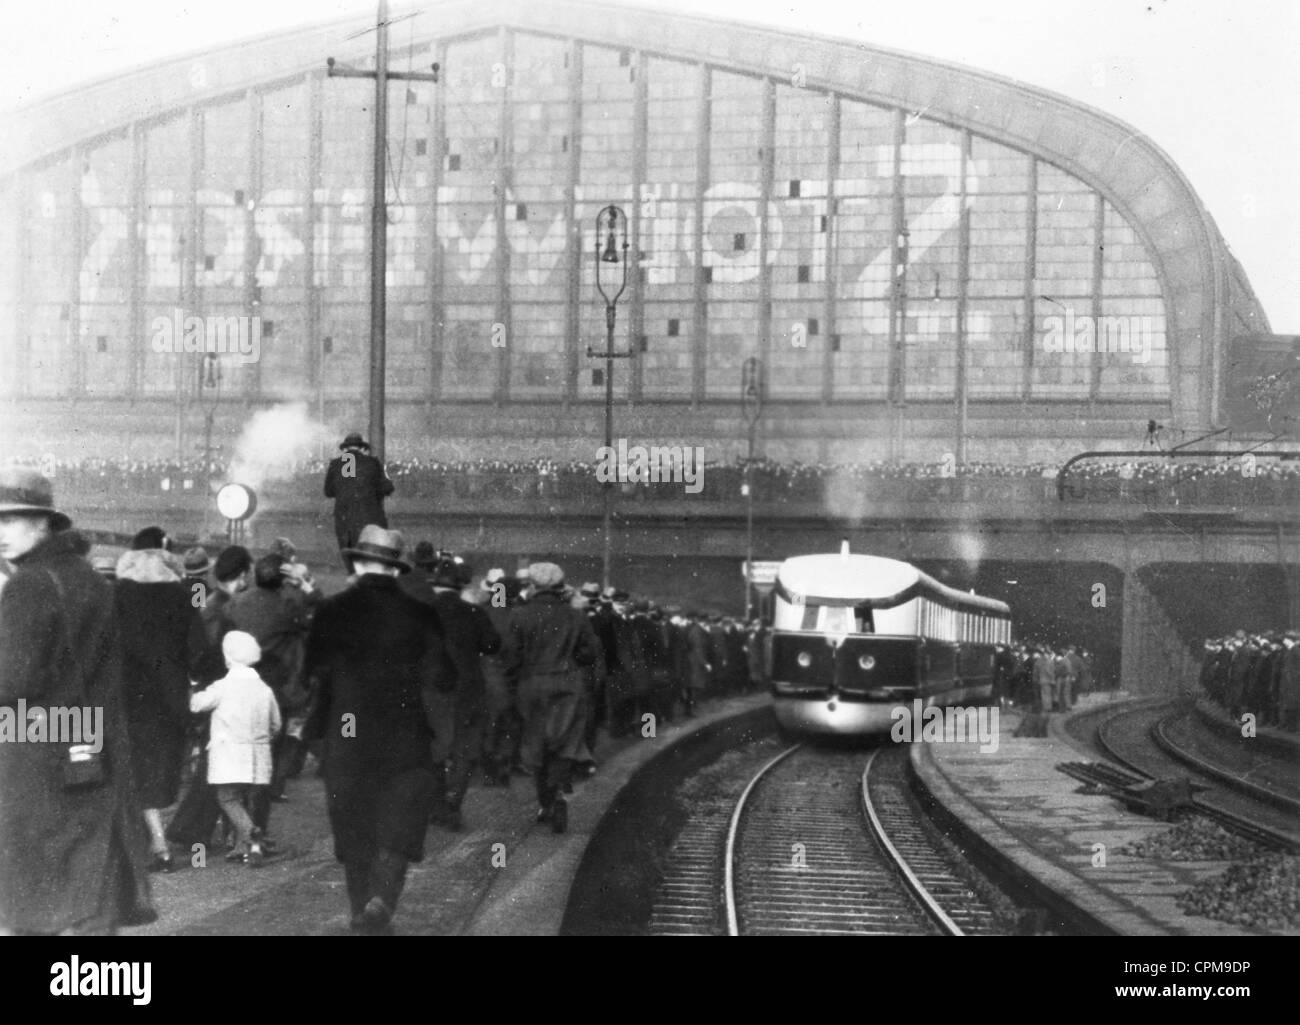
[0, 0, 1274, 464]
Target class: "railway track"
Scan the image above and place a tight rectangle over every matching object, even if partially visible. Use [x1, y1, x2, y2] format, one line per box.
[648, 741, 1009, 935]
[1095, 701, 1300, 851]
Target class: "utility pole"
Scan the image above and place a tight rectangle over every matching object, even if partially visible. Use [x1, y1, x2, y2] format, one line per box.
[327, 0, 438, 461]
[741, 357, 764, 621]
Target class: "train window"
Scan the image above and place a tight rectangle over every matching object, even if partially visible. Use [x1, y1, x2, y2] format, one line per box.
[800, 604, 819, 630]
[853, 602, 874, 634]
[820, 605, 854, 636]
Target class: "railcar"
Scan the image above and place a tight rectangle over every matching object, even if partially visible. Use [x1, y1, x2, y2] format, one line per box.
[769, 545, 1012, 735]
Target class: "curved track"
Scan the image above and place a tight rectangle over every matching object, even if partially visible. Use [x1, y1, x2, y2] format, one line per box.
[1095, 701, 1300, 851]
[722, 744, 1003, 935]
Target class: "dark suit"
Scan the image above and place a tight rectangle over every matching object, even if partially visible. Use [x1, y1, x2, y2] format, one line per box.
[323, 449, 394, 554]
[424, 590, 500, 814]
[303, 574, 452, 920]
[508, 591, 600, 808]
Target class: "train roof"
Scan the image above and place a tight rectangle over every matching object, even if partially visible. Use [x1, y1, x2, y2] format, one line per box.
[775, 553, 1011, 615]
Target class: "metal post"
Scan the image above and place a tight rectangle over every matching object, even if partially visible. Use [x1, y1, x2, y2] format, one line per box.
[589, 205, 632, 591]
[175, 229, 186, 463]
[368, 0, 389, 463]
[741, 357, 763, 620]
[603, 302, 615, 589]
[326, 1, 439, 464]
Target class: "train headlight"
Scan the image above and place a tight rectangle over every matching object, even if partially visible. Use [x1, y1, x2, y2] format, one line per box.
[858, 654, 876, 670]
[796, 651, 812, 668]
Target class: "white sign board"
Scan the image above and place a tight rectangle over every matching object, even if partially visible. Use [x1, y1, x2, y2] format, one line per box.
[742, 560, 782, 589]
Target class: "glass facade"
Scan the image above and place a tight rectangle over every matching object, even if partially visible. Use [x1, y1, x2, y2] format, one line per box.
[2, 33, 1171, 404]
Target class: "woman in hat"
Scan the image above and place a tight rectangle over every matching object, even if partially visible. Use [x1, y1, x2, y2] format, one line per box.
[0, 469, 155, 933]
[115, 530, 210, 871]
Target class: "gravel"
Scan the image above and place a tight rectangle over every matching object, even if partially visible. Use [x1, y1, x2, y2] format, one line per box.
[1117, 816, 1266, 861]
[1176, 854, 1300, 932]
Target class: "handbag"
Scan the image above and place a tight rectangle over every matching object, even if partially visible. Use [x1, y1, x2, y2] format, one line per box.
[44, 569, 109, 789]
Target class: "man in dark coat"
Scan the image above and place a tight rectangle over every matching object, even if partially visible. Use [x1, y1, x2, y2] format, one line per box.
[166, 544, 251, 850]
[0, 469, 155, 934]
[508, 562, 600, 832]
[419, 554, 500, 831]
[480, 571, 522, 786]
[303, 525, 453, 934]
[228, 553, 318, 814]
[323, 432, 394, 564]
[684, 612, 711, 713]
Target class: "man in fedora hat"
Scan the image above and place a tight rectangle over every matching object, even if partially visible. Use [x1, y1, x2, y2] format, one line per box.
[303, 524, 454, 933]
[323, 433, 394, 567]
[0, 468, 155, 934]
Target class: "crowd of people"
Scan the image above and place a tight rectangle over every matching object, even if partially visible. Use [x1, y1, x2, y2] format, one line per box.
[0, 463, 770, 936]
[13, 454, 1300, 506]
[1198, 630, 1300, 732]
[994, 642, 1098, 713]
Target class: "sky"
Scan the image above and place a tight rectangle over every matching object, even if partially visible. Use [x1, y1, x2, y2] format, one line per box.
[2, 0, 1295, 331]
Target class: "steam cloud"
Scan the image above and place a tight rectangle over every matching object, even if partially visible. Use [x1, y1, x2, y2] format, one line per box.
[227, 402, 334, 493]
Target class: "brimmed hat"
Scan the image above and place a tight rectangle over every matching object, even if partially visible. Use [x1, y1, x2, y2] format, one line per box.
[182, 546, 213, 575]
[340, 432, 371, 451]
[342, 524, 411, 573]
[411, 541, 438, 568]
[528, 562, 565, 590]
[0, 468, 71, 531]
[579, 582, 601, 599]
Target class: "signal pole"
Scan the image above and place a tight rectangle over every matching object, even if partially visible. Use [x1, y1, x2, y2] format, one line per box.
[327, 0, 438, 461]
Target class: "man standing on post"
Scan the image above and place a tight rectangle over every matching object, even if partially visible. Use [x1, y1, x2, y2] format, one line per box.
[323, 433, 394, 567]
[302, 525, 452, 934]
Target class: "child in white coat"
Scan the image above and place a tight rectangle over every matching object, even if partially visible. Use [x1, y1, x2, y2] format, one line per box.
[190, 631, 281, 865]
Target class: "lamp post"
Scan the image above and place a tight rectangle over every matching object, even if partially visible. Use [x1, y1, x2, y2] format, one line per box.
[587, 204, 633, 590]
[197, 352, 223, 539]
[741, 357, 764, 621]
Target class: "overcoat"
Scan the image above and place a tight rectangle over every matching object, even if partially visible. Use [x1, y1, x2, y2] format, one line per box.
[190, 665, 282, 785]
[0, 529, 154, 933]
[323, 451, 394, 550]
[508, 591, 600, 764]
[303, 574, 452, 864]
[114, 549, 207, 808]
[685, 621, 711, 693]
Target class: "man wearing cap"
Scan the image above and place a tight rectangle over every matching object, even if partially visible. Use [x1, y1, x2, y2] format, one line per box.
[507, 562, 600, 832]
[323, 433, 395, 566]
[0, 468, 155, 934]
[303, 524, 454, 934]
[420, 553, 500, 831]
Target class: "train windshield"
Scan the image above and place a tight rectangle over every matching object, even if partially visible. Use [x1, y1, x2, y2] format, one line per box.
[798, 602, 874, 634]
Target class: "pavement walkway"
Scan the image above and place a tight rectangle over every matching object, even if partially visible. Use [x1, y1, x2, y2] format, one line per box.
[911, 693, 1288, 936]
